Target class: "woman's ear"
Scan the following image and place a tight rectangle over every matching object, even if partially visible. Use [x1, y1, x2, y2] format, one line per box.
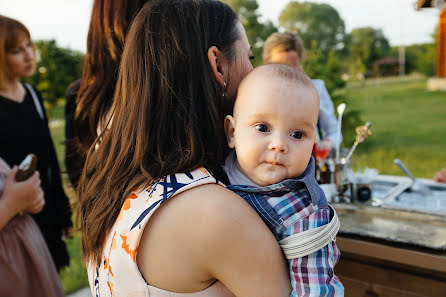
[208, 46, 225, 91]
[224, 115, 236, 149]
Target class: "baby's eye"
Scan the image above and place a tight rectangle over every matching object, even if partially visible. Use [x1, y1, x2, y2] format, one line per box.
[255, 124, 269, 133]
[290, 131, 304, 139]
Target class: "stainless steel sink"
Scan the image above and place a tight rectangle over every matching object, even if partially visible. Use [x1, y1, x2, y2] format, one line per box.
[368, 175, 446, 216]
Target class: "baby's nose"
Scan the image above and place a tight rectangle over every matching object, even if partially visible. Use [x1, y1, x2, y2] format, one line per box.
[268, 134, 287, 153]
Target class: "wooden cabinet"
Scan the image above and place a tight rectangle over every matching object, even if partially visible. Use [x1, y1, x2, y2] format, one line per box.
[336, 237, 446, 297]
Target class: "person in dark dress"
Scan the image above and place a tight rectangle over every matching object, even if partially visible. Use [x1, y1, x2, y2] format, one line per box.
[65, 0, 151, 188]
[0, 14, 72, 272]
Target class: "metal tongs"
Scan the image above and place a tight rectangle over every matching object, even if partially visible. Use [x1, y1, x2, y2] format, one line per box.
[393, 158, 431, 195]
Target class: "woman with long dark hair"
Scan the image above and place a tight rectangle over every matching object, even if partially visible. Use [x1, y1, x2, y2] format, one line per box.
[65, 0, 150, 188]
[77, 0, 291, 296]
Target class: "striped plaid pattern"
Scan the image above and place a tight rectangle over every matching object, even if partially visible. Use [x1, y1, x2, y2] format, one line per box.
[228, 171, 344, 296]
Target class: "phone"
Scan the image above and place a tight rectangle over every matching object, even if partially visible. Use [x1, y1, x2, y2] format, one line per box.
[15, 154, 38, 182]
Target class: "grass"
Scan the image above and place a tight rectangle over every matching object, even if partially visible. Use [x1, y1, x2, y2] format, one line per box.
[48, 75, 446, 293]
[337, 76, 446, 178]
[60, 235, 88, 294]
[48, 122, 89, 295]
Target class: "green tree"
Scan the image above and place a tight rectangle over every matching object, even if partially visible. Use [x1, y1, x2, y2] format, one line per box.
[346, 27, 390, 77]
[348, 58, 367, 80]
[222, 0, 277, 66]
[302, 41, 325, 80]
[320, 49, 346, 92]
[278, 1, 345, 55]
[26, 40, 83, 115]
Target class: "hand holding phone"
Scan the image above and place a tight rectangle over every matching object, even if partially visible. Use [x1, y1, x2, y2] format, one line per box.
[2, 159, 44, 217]
[15, 154, 38, 182]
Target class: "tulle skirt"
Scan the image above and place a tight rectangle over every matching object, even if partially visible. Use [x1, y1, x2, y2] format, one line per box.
[0, 214, 64, 297]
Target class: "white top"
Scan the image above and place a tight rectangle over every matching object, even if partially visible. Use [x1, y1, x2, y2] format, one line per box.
[87, 167, 235, 297]
[0, 158, 10, 194]
[312, 79, 342, 147]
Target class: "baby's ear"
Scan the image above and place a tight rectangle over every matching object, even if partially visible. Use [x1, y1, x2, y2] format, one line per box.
[224, 115, 236, 149]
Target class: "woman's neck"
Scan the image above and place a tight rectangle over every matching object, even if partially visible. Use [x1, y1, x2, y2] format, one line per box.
[0, 79, 25, 103]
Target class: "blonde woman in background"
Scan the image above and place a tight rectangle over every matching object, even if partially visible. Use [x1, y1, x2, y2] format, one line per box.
[0, 15, 72, 272]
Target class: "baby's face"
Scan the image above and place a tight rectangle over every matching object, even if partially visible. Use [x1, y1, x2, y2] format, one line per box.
[225, 76, 319, 186]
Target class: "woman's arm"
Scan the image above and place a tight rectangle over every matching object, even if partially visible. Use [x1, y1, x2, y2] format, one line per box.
[137, 184, 291, 296]
[0, 168, 44, 230]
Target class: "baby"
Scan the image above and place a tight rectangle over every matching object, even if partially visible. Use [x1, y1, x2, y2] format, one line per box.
[223, 64, 344, 296]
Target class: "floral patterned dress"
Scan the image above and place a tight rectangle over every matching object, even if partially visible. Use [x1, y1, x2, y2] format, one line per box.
[88, 167, 236, 297]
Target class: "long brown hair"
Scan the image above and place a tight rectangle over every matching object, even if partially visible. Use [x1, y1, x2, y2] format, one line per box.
[77, 0, 240, 265]
[0, 15, 33, 89]
[74, 0, 150, 153]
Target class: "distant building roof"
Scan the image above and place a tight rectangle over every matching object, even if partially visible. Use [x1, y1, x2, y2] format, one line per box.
[373, 57, 399, 66]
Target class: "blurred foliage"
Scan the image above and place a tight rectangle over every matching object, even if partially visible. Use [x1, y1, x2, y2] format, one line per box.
[276, 1, 437, 81]
[279, 1, 346, 55]
[222, 0, 277, 66]
[346, 27, 391, 77]
[324, 50, 362, 146]
[25, 40, 83, 116]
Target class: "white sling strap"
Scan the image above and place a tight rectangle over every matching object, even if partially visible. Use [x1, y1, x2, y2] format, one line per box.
[24, 83, 45, 120]
[279, 205, 340, 259]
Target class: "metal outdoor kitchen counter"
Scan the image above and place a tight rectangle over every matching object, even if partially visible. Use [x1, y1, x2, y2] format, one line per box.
[330, 179, 446, 297]
[313, 114, 446, 295]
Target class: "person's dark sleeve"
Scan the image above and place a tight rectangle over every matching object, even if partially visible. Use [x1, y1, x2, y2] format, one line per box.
[49, 138, 73, 229]
[64, 80, 84, 188]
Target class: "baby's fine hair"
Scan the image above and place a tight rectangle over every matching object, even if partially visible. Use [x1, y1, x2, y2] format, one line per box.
[238, 63, 316, 95]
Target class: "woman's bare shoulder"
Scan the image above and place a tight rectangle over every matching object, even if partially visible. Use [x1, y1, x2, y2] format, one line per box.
[137, 183, 291, 296]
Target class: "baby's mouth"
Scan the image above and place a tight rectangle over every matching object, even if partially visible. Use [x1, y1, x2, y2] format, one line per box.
[266, 160, 283, 166]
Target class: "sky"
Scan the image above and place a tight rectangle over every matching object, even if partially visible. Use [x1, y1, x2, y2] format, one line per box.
[0, 0, 441, 53]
